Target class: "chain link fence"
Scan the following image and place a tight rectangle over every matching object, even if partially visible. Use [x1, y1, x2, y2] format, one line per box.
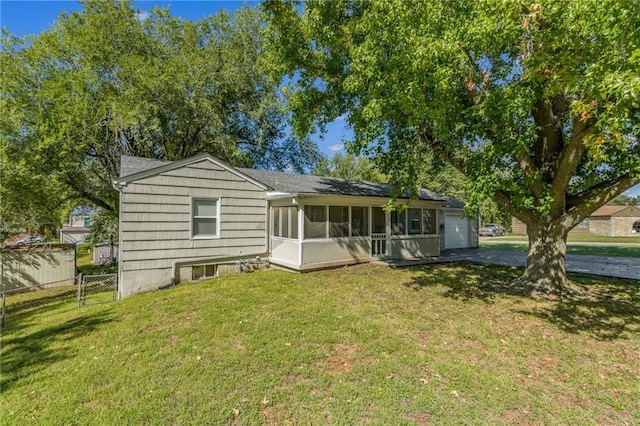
[77, 273, 118, 307]
[1, 273, 118, 328]
[1, 279, 80, 328]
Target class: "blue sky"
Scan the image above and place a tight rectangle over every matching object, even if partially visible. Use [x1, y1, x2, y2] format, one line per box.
[1, 0, 638, 196]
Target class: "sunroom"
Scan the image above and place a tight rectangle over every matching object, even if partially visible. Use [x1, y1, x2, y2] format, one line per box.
[268, 195, 443, 271]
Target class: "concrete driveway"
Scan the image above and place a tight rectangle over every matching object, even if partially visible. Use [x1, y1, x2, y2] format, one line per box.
[442, 248, 640, 281]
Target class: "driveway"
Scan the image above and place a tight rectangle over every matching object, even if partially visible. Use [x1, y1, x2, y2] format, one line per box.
[442, 248, 640, 281]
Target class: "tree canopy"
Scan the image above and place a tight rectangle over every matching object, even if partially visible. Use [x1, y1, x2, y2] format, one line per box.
[264, 0, 640, 293]
[1, 0, 321, 233]
[311, 152, 387, 183]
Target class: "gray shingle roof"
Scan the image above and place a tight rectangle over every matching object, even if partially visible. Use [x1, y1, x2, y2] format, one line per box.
[118, 155, 448, 202]
[238, 168, 445, 201]
[120, 155, 172, 178]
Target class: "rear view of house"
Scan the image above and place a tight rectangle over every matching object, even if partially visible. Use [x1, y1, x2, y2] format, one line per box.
[115, 154, 477, 298]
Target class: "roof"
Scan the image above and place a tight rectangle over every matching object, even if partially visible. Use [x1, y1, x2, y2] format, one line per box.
[117, 154, 451, 203]
[238, 168, 445, 201]
[120, 155, 172, 178]
[591, 205, 633, 217]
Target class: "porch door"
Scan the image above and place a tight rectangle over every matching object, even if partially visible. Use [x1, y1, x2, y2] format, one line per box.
[371, 207, 387, 256]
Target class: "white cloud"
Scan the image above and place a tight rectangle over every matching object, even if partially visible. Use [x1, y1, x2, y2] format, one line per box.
[135, 10, 149, 22]
[327, 143, 344, 152]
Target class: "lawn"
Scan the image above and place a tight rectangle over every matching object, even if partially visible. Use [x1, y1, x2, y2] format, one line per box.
[481, 242, 640, 258]
[1, 264, 639, 425]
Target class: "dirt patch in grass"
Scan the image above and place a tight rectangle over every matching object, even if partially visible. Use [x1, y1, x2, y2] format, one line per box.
[324, 343, 363, 374]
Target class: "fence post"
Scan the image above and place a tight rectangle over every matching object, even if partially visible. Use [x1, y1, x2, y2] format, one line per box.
[1, 291, 5, 329]
[76, 273, 83, 309]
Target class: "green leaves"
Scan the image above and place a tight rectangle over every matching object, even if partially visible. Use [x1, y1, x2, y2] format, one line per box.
[2, 1, 321, 231]
[264, 0, 640, 221]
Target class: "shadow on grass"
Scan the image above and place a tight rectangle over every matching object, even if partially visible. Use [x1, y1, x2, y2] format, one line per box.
[404, 263, 640, 340]
[517, 274, 640, 341]
[404, 262, 522, 303]
[1, 310, 115, 392]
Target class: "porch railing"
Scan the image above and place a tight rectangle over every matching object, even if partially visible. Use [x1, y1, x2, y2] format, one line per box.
[371, 233, 387, 256]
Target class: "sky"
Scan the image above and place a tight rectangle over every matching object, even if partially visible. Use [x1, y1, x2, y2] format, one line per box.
[1, 0, 638, 196]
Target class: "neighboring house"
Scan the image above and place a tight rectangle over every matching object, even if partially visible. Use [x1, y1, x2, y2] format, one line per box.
[114, 154, 477, 298]
[59, 207, 94, 244]
[512, 205, 640, 237]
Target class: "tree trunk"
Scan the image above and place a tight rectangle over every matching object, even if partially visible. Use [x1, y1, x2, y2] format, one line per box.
[510, 222, 577, 296]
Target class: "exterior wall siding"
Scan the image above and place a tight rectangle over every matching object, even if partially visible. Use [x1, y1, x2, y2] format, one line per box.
[390, 235, 440, 259]
[118, 159, 268, 297]
[300, 237, 370, 270]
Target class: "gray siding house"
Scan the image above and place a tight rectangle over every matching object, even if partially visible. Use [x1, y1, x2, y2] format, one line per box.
[115, 154, 477, 298]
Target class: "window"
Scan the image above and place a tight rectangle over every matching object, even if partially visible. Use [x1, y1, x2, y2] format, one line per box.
[83, 217, 92, 228]
[192, 198, 219, 238]
[422, 209, 436, 234]
[272, 206, 298, 239]
[633, 221, 640, 234]
[193, 265, 216, 280]
[305, 205, 327, 239]
[408, 209, 422, 235]
[329, 206, 350, 237]
[351, 206, 369, 236]
[578, 219, 590, 229]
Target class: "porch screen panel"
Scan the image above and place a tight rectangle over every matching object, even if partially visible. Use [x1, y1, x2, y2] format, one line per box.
[408, 209, 422, 234]
[372, 207, 385, 233]
[305, 205, 327, 239]
[272, 206, 298, 239]
[391, 210, 406, 235]
[329, 206, 349, 237]
[422, 209, 437, 234]
[351, 206, 369, 236]
[273, 207, 280, 237]
[281, 207, 289, 238]
[289, 207, 298, 239]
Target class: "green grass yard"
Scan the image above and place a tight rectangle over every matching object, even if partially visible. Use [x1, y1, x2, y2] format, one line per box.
[1, 264, 639, 424]
[481, 242, 640, 258]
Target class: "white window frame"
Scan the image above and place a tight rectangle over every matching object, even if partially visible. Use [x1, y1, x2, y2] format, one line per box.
[191, 197, 221, 239]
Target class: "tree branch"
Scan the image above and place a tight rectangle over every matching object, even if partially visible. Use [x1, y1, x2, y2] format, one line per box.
[549, 115, 595, 216]
[564, 173, 640, 228]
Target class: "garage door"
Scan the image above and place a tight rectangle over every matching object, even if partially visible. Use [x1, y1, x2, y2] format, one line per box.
[445, 215, 469, 249]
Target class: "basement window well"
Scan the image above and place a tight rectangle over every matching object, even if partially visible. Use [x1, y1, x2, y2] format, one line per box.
[193, 265, 216, 280]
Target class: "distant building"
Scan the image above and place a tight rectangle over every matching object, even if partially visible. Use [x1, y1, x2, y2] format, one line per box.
[59, 207, 95, 244]
[512, 205, 640, 237]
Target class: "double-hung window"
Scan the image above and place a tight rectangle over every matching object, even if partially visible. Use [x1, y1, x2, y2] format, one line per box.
[192, 198, 220, 238]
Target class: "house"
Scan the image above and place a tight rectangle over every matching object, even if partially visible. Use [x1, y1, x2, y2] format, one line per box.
[512, 205, 640, 237]
[114, 154, 477, 298]
[59, 207, 94, 244]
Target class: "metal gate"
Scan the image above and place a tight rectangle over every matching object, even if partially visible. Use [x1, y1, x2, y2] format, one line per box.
[77, 273, 118, 307]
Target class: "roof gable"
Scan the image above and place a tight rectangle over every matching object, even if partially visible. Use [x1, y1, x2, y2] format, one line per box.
[115, 154, 269, 190]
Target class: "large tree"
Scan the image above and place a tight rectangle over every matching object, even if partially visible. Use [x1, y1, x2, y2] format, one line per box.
[263, 0, 640, 294]
[1, 0, 321, 224]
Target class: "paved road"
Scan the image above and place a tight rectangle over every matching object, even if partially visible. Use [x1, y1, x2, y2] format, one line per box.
[442, 248, 640, 281]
